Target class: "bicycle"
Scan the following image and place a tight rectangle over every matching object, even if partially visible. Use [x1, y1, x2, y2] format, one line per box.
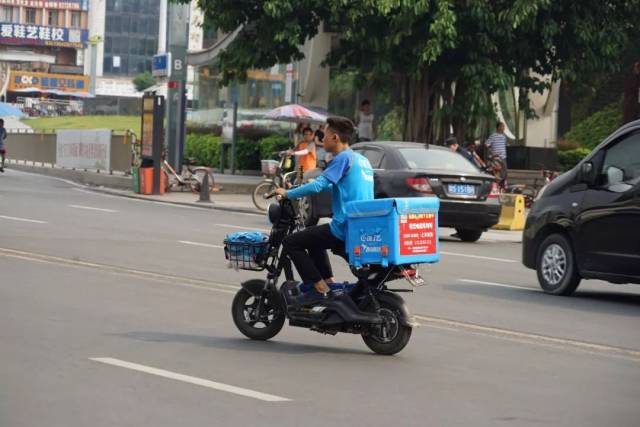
[162, 156, 216, 193]
[252, 151, 301, 211]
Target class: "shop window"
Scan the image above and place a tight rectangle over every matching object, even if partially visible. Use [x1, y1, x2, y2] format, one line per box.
[25, 8, 37, 24]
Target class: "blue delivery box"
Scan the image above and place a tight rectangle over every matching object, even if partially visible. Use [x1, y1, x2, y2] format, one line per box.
[345, 197, 440, 268]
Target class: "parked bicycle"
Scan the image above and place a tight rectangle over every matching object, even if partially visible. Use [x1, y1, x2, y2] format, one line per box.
[252, 151, 302, 211]
[162, 156, 216, 193]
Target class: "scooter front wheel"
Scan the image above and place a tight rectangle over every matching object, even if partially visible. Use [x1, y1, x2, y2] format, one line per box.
[232, 287, 285, 341]
[362, 303, 412, 355]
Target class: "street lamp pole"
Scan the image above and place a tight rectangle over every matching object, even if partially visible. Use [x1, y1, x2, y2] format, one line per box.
[88, 35, 102, 96]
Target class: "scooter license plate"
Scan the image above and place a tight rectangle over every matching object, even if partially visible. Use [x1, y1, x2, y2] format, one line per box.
[403, 269, 426, 287]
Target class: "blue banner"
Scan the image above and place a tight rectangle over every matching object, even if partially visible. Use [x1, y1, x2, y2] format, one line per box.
[0, 22, 88, 48]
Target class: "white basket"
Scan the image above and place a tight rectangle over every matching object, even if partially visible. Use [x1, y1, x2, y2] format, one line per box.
[261, 159, 279, 175]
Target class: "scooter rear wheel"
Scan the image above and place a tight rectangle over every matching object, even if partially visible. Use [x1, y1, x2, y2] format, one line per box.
[362, 303, 412, 355]
[232, 287, 285, 341]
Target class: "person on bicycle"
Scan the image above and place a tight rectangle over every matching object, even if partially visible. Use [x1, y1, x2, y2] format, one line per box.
[289, 126, 317, 174]
[274, 117, 374, 306]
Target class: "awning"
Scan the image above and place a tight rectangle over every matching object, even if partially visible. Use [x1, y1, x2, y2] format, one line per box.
[0, 50, 56, 64]
[11, 87, 94, 98]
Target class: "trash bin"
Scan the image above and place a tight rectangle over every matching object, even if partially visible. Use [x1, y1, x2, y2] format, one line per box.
[131, 167, 140, 194]
[139, 166, 166, 195]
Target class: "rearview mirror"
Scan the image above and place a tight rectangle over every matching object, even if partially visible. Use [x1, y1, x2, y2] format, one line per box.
[581, 162, 597, 186]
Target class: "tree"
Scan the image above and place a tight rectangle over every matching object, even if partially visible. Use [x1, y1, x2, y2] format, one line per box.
[184, 0, 639, 142]
[133, 72, 155, 92]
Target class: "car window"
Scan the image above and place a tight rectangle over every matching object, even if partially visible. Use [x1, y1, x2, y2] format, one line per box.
[397, 148, 480, 173]
[602, 132, 640, 185]
[361, 149, 385, 169]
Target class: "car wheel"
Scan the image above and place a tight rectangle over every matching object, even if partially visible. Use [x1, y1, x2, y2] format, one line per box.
[455, 228, 483, 242]
[536, 233, 581, 296]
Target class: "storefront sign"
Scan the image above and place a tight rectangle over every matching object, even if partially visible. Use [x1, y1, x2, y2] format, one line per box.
[0, 1, 87, 10]
[9, 71, 89, 92]
[56, 129, 111, 170]
[399, 213, 437, 255]
[0, 22, 88, 48]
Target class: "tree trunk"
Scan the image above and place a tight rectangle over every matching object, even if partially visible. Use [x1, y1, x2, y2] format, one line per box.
[402, 70, 432, 142]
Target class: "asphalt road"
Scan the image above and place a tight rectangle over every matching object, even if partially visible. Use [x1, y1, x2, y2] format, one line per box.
[1, 169, 639, 427]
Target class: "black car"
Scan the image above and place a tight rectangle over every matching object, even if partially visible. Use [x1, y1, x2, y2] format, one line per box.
[523, 120, 640, 295]
[301, 141, 501, 242]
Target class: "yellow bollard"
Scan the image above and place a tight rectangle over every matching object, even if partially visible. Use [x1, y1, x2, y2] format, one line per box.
[493, 194, 526, 231]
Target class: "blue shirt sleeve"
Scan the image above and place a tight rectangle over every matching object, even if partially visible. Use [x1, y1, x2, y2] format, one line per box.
[322, 151, 352, 184]
[286, 175, 333, 199]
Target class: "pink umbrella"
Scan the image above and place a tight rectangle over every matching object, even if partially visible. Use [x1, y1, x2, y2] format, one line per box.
[265, 104, 327, 125]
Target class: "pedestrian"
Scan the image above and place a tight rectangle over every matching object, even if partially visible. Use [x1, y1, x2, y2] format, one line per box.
[444, 136, 475, 165]
[0, 119, 6, 173]
[463, 140, 486, 170]
[314, 129, 330, 168]
[623, 62, 640, 124]
[485, 122, 508, 187]
[288, 126, 317, 174]
[356, 99, 375, 142]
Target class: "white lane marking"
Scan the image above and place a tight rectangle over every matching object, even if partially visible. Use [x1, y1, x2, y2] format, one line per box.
[69, 204, 119, 213]
[457, 278, 533, 291]
[215, 223, 269, 232]
[0, 246, 239, 294]
[441, 251, 516, 263]
[179, 240, 224, 249]
[413, 314, 640, 362]
[0, 215, 48, 224]
[90, 358, 291, 402]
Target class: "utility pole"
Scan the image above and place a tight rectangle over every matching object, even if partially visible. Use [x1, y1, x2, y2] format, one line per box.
[164, 2, 190, 172]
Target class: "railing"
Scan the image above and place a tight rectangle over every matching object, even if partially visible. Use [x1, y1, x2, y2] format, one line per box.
[4, 128, 136, 174]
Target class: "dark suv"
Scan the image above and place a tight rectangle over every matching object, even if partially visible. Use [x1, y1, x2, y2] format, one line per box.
[522, 120, 640, 295]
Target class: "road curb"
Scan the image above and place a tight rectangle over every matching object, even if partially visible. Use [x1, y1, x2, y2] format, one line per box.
[84, 186, 263, 216]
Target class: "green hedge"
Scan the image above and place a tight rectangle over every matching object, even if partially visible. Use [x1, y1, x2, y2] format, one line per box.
[184, 134, 293, 170]
[558, 147, 591, 171]
[184, 134, 222, 167]
[565, 103, 622, 150]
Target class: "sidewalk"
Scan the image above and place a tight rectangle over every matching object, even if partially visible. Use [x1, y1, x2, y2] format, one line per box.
[91, 186, 262, 215]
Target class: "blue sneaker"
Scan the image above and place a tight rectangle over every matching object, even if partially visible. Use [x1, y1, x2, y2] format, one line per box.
[295, 288, 332, 307]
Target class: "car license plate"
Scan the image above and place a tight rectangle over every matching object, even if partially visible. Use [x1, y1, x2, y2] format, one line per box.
[448, 183, 475, 195]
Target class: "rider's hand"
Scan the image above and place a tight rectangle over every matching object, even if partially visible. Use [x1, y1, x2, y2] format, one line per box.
[274, 187, 288, 200]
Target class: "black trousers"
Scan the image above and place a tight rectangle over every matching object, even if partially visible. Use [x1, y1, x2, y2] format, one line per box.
[282, 224, 346, 284]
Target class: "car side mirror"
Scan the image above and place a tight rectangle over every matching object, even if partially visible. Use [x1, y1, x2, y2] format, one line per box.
[581, 162, 597, 186]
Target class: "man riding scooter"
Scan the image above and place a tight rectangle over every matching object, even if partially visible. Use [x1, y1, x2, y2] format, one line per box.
[273, 116, 374, 307]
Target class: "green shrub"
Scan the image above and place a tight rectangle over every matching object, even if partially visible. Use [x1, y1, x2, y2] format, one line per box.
[184, 134, 222, 167]
[184, 133, 294, 171]
[565, 103, 622, 149]
[558, 147, 591, 171]
[377, 107, 404, 141]
[259, 135, 292, 160]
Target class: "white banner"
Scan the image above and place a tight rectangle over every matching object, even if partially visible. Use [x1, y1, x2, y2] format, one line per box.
[56, 129, 111, 170]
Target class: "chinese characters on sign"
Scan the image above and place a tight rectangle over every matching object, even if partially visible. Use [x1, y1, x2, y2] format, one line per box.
[399, 213, 437, 255]
[0, 22, 88, 48]
[9, 71, 89, 92]
[0, 1, 87, 10]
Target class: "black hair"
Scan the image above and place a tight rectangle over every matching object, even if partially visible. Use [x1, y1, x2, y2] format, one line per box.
[444, 136, 458, 147]
[361, 99, 370, 106]
[314, 129, 324, 141]
[302, 126, 313, 134]
[326, 116, 355, 144]
[496, 122, 504, 130]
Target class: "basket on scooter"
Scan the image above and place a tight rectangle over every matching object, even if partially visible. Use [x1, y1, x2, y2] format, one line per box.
[224, 231, 270, 271]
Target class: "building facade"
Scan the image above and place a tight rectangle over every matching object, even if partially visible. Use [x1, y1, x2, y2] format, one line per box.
[0, 0, 89, 99]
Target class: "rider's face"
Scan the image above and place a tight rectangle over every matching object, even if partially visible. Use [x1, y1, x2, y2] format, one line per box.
[323, 125, 341, 154]
[303, 131, 313, 143]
